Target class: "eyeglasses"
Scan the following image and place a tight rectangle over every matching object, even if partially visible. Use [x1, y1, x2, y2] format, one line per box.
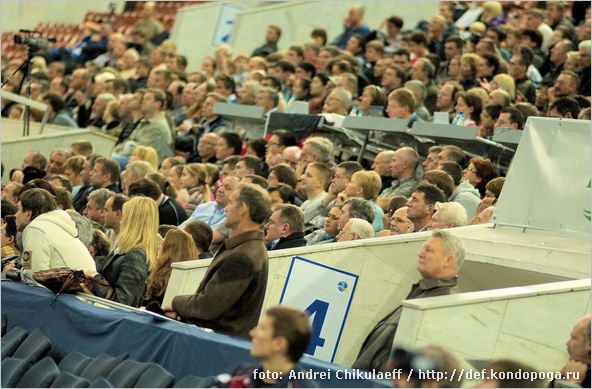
[267, 141, 281, 146]
[466, 167, 477, 173]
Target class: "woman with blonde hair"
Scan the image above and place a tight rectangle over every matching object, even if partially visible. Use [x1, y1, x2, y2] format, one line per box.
[129, 145, 159, 171]
[144, 229, 198, 305]
[490, 73, 516, 102]
[94, 196, 159, 307]
[168, 164, 189, 205]
[181, 163, 211, 216]
[479, 1, 505, 31]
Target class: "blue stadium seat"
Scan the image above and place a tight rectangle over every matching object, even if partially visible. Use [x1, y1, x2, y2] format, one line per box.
[1, 326, 28, 360]
[12, 329, 52, 364]
[16, 356, 59, 388]
[173, 375, 217, 388]
[88, 377, 114, 388]
[1, 357, 34, 387]
[58, 351, 94, 376]
[133, 362, 175, 388]
[105, 359, 150, 387]
[50, 371, 90, 388]
[80, 353, 129, 382]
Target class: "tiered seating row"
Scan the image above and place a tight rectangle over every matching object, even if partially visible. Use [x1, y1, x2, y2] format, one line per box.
[0, 324, 216, 388]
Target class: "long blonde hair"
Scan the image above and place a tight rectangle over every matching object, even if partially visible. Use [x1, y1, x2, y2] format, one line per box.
[145, 229, 198, 299]
[117, 196, 159, 270]
[131, 145, 158, 171]
[183, 163, 211, 201]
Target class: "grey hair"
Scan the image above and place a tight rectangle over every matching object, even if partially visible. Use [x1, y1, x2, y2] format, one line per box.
[88, 188, 116, 209]
[50, 148, 69, 159]
[435, 202, 467, 227]
[69, 212, 93, 246]
[343, 197, 375, 224]
[243, 80, 261, 98]
[330, 87, 353, 110]
[125, 161, 154, 180]
[303, 137, 334, 163]
[347, 218, 374, 239]
[431, 229, 466, 271]
[405, 80, 426, 103]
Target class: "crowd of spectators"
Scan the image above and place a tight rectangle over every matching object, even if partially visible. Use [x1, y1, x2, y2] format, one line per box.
[1, 1, 590, 387]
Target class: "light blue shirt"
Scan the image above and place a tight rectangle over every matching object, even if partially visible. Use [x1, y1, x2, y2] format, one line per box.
[179, 201, 226, 230]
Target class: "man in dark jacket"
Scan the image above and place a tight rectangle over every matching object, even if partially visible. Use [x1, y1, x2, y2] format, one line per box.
[352, 229, 466, 373]
[264, 204, 306, 251]
[165, 183, 271, 339]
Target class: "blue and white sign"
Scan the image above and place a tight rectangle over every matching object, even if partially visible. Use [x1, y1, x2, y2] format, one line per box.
[279, 256, 358, 363]
[212, 4, 243, 47]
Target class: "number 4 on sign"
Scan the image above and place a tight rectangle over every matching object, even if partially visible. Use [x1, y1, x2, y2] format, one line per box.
[305, 299, 328, 355]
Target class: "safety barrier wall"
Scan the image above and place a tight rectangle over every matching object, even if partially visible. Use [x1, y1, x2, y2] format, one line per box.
[164, 225, 590, 367]
[1, 121, 117, 184]
[173, 1, 438, 71]
[396, 278, 591, 374]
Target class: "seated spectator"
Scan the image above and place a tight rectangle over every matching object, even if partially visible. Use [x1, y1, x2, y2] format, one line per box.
[386, 88, 418, 128]
[43, 92, 78, 128]
[144, 229, 199, 306]
[217, 306, 317, 388]
[378, 206, 414, 236]
[182, 220, 213, 259]
[454, 91, 482, 126]
[406, 183, 447, 232]
[267, 184, 296, 210]
[484, 177, 505, 200]
[463, 157, 498, 198]
[552, 315, 591, 388]
[264, 204, 306, 250]
[353, 229, 466, 373]
[215, 132, 243, 163]
[89, 229, 110, 259]
[305, 205, 341, 245]
[299, 163, 331, 226]
[336, 218, 374, 241]
[388, 345, 464, 388]
[63, 156, 85, 197]
[93, 196, 159, 307]
[428, 202, 467, 230]
[337, 197, 375, 233]
[1, 215, 19, 259]
[470, 205, 495, 225]
[322, 87, 351, 115]
[548, 96, 581, 119]
[265, 130, 298, 169]
[181, 163, 211, 217]
[309, 161, 363, 228]
[128, 178, 187, 227]
[14, 188, 96, 285]
[435, 81, 464, 124]
[438, 161, 480, 218]
[251, 25, 281, 58]
[343, 170, 384, 233]
[179, 175, 241, 248]
[494, 106, 524, 131]
[480, 104, 502, 139]
[129, 145, 159, 171]
[232, 155, 263, 178]
[404, 80, 431, 122]
[378, 147, 420, 210]
[435, 145, 466, 168]
[112, 88, 174, 168]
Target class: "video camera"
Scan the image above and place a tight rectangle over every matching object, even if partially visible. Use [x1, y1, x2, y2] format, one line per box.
[14, 30, 56, 50]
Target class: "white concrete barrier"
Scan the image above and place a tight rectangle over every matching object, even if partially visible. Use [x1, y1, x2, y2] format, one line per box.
[2, 121, 117, 184]
[164, 225, 590, 366]
[396, 278, 591, 374]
